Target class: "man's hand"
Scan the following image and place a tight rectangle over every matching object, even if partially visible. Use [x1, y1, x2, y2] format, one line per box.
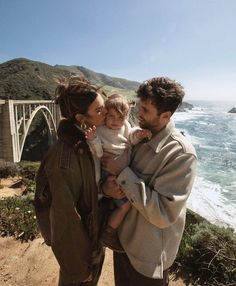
[101, 148, 130, 175]
[102, 175, 125, 199]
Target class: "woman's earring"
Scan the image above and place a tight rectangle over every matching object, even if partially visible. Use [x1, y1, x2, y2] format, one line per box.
[81, 122, 87, 130]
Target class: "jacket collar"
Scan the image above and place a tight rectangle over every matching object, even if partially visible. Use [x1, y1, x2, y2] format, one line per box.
[57, 119, 89, 151]
[147, 120, 175, 153]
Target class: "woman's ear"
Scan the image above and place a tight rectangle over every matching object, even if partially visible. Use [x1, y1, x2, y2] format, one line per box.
[75, 113, 85, 123]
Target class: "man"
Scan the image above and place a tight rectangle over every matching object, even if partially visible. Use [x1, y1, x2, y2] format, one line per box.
[101, 77, 197, 286]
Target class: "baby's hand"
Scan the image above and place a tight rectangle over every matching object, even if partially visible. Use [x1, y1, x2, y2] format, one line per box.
[136, 129, 152, 140]
[85, 126, 97, 141]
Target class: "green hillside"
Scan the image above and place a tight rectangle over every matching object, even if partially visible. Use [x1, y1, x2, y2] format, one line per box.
[0, 58, 139, 100]
[0, 58, 71, 100]
[0, 58, 192, 111]
[56, 65, 140, 90]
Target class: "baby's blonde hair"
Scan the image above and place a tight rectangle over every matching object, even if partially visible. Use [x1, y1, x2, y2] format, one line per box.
[105, 94, 130, 118]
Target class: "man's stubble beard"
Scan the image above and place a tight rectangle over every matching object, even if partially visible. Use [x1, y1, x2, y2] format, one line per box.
[139, 120, 152, 131]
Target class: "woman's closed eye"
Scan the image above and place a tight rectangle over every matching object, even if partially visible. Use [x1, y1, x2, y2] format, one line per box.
[96, 107, 103, 114]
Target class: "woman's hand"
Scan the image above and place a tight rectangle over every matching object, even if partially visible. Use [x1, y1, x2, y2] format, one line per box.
[101, 148, 130, 175]
[82, 272, 93, 283]
[101, 176, 125, 199]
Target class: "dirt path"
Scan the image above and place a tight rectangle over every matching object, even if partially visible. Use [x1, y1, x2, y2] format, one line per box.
[0, 179, 185, 285]
[0, 177, 25, 198]
[0, 237, 185, 286]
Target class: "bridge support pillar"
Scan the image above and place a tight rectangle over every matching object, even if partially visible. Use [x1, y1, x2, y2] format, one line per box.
[0, 100, 20, 162]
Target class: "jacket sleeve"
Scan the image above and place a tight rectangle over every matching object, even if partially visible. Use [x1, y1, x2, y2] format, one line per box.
[34, 158, 52, 245]
[124, 120, 142, 146]
[116, 153, 197, 228]
[87, 136, 103, 158]
[129, 127, 143, 146]
[35, 154, 93, 282]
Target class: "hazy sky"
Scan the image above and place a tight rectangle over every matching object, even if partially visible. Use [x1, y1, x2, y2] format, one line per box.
[1, 0, 236, 101]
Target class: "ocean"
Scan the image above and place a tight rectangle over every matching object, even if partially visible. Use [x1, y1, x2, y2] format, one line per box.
[173, 100, 236, 230]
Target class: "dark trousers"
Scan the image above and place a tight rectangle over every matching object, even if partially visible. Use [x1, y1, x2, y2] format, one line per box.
[58, 253, 105, 286]
[113, 252, 169, 286]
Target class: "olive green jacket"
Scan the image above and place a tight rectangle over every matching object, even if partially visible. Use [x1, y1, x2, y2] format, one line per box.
[35, 119, 108, 282]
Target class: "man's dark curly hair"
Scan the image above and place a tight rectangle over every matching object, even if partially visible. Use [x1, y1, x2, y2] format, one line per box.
[137, 77, 185, 114]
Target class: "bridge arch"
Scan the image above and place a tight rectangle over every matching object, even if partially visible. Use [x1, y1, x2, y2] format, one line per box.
[0, 100, 61, 162]
[19, 105, 57, 161]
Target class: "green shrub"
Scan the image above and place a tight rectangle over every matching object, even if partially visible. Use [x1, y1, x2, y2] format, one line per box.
[174, 210, 236, 285]
[19, 162, 40, 193]
[18, 161, 40, 180]
[0, 195, 39, 241]
[0, 161, 40, 192]
[0, 161, 39, 180]
[0, 161, 20, 178]
[0, 162, 40, 242]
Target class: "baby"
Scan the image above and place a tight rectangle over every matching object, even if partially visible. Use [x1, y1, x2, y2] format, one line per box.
[85, 94, 151, 251]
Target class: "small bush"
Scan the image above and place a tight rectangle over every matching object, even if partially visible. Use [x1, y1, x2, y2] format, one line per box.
[0, 161, 40, 193]
[19, 162, 40, 193]
[0, 162, 20, 178]
[18, 161, 40, 181]
[173, 210, 236, 286]
[0, 195, 39, 241]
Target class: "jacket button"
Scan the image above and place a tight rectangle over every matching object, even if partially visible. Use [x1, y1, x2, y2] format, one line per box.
[121, 180, 126, 185]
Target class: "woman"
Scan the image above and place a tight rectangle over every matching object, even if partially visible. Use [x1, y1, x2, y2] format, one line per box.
[34, 77, 108, 286]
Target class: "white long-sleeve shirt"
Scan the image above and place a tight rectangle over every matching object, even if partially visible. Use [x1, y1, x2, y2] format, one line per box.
[87, 120, 141, 158]
[87, 120, 142, 191]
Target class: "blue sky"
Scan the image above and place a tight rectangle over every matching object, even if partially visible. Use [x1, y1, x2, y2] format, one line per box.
[1, 0, 236, 101]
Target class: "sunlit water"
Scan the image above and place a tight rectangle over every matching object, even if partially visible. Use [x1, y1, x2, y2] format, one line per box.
[173, 100, 236, 230]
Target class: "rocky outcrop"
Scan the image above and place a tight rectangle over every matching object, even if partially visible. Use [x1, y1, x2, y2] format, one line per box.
[228, 107, 236, 113]
[177, 101, 194, 112]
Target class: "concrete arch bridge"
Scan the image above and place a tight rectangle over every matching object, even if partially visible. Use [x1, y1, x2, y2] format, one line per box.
[0, 100, 60, 162]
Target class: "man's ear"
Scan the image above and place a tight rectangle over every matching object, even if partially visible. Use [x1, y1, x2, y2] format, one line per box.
[161, 111, 172, 123]
[75, 113, 85, 123]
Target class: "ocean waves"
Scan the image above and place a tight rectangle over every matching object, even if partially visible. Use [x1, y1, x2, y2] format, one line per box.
[174, 103, 236, 230]
[188, 176, 236, 230]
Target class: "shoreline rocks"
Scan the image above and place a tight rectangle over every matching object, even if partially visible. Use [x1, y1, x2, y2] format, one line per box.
[228, 107, 236, 113]
[177, 101, 194, 112]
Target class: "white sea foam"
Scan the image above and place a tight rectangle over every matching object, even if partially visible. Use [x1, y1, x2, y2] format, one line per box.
[174, 127, 203, 146]
[174, 106, 236, 230]
[187, 176, 236, 231]
[173, 110, 203, 122]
